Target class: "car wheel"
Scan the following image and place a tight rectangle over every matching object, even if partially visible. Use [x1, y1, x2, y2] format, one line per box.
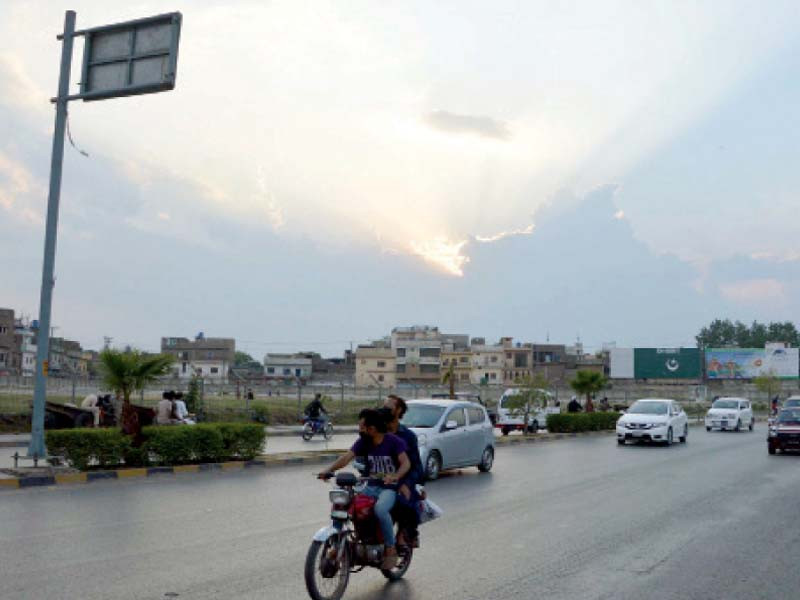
[666, 427, 673, 446]
[425, 451, 442, 481]
[768, 444, 776, 455]
[617, 438, 625, 446]
[501, 427, 510, 436]
[749, 418, 754, 431]
[705, 426, 711, 432]
[679, 424, 688, 443]
[735, 419, 741, 432]
[527, 420, 538, 434]
[477, 447, 494, 472]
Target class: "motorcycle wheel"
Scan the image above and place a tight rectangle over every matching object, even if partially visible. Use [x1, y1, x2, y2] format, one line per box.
[304, 537, 350, 600]
[380, 544, 412, 581]
[323, 423, 334, 440]
[302, 423, 314, 441]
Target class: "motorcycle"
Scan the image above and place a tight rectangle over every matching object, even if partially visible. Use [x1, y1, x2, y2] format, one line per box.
[302, 416, 334, 441]
[305, 471, 413, 600]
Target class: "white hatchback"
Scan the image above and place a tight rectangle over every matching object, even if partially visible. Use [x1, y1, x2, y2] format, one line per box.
[616, 399, 688, 446]
[705, 397, 754, 432]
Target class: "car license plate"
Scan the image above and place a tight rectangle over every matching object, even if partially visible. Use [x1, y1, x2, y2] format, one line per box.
[720, 421, 728, 427]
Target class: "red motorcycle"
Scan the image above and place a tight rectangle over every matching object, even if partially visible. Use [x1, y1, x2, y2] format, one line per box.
[305, 471, 414, 600]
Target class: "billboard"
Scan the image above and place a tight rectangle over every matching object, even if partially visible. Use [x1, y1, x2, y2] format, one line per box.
[609, 348, 634, 379]
[706, 347, 799, 379]
[634, 348, 701, 379]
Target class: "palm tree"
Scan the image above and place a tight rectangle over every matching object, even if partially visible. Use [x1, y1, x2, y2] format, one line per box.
[569, 370, 608, 413]
[441, 361, 456, 399]
[100, 348, 174, 439]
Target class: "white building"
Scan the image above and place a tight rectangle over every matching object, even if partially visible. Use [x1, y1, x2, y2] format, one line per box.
[264, 354, 313, 381]
[469, 338, 505, 385]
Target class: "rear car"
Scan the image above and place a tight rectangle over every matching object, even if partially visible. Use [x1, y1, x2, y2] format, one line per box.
[495, 387, 559, 435]
[402, 399, 495, 481]
[616, 398, 688, 446]
[705, 397, 754, 432]
[768, 408, 800, 455]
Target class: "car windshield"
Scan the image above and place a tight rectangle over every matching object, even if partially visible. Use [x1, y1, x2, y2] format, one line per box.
[783, 399, 800, 408]
[628, 401, 668, 415]
[712, 400, 739, 409]
[778, 409, 800, 425]
[402, 405, 446, 428]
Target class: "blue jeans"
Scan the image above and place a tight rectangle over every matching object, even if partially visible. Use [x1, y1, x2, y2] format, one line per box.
[362, 486, 397, 547]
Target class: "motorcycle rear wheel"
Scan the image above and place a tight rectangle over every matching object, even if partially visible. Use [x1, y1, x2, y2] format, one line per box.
[302, 424, 314, 441]
[380, 544, 412, 581]
[304, 537, 350, 600]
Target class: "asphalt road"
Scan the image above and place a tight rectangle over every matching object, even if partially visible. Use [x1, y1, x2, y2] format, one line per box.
[1, 426, 799, 600]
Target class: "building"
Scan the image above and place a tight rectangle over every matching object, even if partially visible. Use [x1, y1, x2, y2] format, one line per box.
[469, 338, 505, 385]
[500, 337, 534, 385]
[14, 318, 37, 377]
[355, 343, 396, 387]
[263, 353, 313, 381]
[441, 347, 472, 384]
[0, 308, 16, 375]
[530, 343, 568, 381]
[161, 334, 235, 381]
[391, 325, 469, 384]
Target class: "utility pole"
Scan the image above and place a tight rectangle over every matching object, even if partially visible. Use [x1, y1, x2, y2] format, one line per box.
[29, 11, 75, 459]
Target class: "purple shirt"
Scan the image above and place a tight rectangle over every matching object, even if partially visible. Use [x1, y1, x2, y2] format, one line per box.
[351, 433, 407, 483]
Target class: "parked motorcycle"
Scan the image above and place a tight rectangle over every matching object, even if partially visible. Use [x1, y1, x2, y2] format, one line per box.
[305, 471, 413, 600]
[302, 417, 334, 441]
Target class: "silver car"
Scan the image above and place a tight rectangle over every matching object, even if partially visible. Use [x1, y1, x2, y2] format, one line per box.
[401, 399, 495, 480]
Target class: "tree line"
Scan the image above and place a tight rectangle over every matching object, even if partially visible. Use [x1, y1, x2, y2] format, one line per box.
[696, 319, 800, 349]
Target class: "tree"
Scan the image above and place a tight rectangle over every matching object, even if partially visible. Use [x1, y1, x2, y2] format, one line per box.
[696, 319, 800, 348]
[234, 351, 256, 366]
[753, 371, 781, 402]
[503, 374, 551, 434]
[570, 370, 608, 413]
[100, 348, 174, 440]
[441, 361, 456, 399]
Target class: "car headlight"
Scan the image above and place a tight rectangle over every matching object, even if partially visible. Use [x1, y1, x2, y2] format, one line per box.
[329, 490, 350, 505]
[416, 433, 427, 446]
[769, 428, 778, 438]
[651, 423, 665, 429]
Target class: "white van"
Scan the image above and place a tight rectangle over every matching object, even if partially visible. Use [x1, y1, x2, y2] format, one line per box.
[495, 387, 560, 435]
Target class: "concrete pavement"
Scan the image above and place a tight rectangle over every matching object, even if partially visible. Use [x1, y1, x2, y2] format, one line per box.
[2, 424, 798, 600]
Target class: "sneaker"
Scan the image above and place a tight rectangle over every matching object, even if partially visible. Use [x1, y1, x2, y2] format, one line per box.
[381, 547, 398, 570]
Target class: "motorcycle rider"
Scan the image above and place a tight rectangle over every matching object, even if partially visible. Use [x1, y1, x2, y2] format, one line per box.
[304, 393, 328, 431]
[318, 408, 411, 570]
[381, 396, 423, 548]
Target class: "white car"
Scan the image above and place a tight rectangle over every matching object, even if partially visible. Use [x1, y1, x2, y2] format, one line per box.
[401, 399, 495, 481]
[705, 397, 754, 432]
[616, 398, 688, 446]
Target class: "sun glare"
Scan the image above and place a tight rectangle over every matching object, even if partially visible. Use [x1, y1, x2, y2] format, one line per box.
[410, 237, 470, 277]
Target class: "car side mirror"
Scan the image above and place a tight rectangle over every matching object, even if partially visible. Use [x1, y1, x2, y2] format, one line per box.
[444, 420, 458, 431]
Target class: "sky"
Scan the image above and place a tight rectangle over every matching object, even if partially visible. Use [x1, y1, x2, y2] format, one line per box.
[1, 1, 799, 358]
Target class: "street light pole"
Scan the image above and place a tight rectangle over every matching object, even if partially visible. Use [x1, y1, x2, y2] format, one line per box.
[28, 10, 75, 459]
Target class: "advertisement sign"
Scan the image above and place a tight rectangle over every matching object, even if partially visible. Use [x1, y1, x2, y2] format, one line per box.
[706, 347, 799, 379]
[609, 348, 634, 379]
[634, 348, 701, 379]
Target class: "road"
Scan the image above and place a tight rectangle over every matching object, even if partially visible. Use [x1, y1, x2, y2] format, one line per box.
[1, 427, 798, 600]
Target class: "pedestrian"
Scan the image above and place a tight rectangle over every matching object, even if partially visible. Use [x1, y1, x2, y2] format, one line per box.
[80, 394, 100, 427]
[568, 396, 582, 413]
[156, 391, 175, 425]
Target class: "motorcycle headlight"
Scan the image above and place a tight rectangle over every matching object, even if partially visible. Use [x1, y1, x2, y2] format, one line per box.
[329, 489, 349, 506]
[417, 433, 427, 446]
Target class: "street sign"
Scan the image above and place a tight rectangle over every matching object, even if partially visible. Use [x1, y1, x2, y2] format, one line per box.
[79, 12, 182, 101]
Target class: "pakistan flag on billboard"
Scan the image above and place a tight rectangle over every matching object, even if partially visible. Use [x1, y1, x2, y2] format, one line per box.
[634, 348, 702, 379]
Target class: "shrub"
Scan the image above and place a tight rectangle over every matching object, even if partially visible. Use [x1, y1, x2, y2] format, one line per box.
[216, 423, 266, 460]
[48, 423, 266, 469]
[46, 428, 130, 470]
[250, 401, 270, 424]
[546, 412, 620, 433]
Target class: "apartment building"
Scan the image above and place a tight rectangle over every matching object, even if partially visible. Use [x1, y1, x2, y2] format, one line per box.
[355, 343, 396, 387]
[0, 309, 15, 375]
[499, 337, 534, 384]
[469, 337, 505, 385]
[441, 348, 472, 383]
[391, 325, 469, 384]
[15, 319, 37, 377]
[161, 334, 235, 381]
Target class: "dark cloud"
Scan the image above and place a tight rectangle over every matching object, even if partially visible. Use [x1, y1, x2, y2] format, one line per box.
[425, 110, 511, 140]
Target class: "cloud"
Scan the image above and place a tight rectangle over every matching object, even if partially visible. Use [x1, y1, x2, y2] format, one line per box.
[474, 223, 535, 243]
[424, 110, 511, 140]
[718, 278, 787, 305]
[410, 237, 470, 276]
[0, 150, 44, 224]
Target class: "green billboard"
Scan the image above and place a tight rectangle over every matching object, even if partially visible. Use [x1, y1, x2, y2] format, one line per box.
[634, 348, 701, 379]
